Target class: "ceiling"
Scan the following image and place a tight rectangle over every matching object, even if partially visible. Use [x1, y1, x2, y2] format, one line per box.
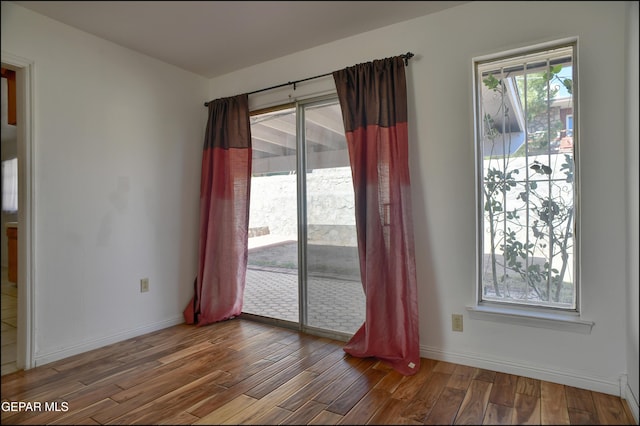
[11, 1, 469, 79]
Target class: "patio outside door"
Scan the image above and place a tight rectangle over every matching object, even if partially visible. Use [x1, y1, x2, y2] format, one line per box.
[243, 97, 365, 338]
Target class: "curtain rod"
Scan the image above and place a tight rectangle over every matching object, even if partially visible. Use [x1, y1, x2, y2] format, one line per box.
[204, 52, 414, 107]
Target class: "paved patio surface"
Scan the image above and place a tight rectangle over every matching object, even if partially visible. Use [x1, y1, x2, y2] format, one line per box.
[243, 238, 365, 335]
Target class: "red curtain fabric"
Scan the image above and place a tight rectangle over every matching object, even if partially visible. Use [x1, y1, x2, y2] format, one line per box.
[184, 94, 252, 326]
[333, 57, 420, 375]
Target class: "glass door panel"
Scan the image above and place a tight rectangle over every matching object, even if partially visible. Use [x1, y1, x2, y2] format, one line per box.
[244, 106, 299, 323]
[303, 101, 365, 334]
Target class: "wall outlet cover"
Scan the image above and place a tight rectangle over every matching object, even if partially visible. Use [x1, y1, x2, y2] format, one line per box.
[452, 314, 463, 332]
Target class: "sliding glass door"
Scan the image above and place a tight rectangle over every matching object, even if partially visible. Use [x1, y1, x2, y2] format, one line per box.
[245, 105, 299, 323]
[244, 97, 365, 337]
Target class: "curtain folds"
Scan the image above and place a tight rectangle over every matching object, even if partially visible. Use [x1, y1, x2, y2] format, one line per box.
[333, 57, 420, 375]
[184, 94, 252, 327]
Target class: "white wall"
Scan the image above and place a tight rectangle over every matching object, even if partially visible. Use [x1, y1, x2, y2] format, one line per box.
[1, 0, 636, 408]
[1, 2, 208, 364]
[625, 1, 639, 420]
[208, 1, 633, 397]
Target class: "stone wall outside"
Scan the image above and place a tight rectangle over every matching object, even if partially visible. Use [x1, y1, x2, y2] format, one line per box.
[249, 167, 357, 246]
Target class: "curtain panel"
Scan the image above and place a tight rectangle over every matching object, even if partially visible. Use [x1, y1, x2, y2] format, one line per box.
[184, 94, 252, 326]
[333, 57, 420, 375]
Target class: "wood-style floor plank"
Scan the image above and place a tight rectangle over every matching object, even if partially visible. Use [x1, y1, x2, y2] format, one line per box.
[221, 370, 318, 425]
[307, 409, 343, 425]
[540, 380, 570, 425]
[0, 318, 635, 425]
[244, 338, 334, 400]
[49, 399, 119, 426]
[565, 385, 600, 424]
[512, 392, 541, 425]
[474, 368, 497, 383]
[107, 370, 228, 425]
[454, 379, 492, 425]
[517, 376, 541, 397]
[337, 387, 388, 424]
[423, 386, 467, 425]
[278, 356, 364, 412]
[247, 405, 293, 425]
[448, 365, 476, 391]
[367, 396, 420, 425]
[490, 372, 519, 407]
[568, 407, 599, 425]
[312, 358, 375, 406]
[402, 371, 450, 422]
[280, 400, 327, 425]
[483, 402, 514, 425]
[391, 358, 436, 401]
[325, 363, 386, 415]
[593, 391, 632, 425]
[565, 385, 597, 413]
[193, 393, 258, 425]
[373, 367, 405, 393]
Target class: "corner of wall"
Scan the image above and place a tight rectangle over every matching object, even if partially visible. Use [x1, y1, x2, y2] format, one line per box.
[626, 1, 640, 423]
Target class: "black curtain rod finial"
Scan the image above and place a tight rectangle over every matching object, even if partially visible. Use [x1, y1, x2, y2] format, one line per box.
[403, 52, 414, 66]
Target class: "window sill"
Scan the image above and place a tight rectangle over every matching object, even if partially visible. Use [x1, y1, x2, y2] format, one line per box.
[466, 304, 594, 334]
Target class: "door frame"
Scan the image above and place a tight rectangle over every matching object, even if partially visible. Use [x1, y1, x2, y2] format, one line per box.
[2, 51, 35, 371]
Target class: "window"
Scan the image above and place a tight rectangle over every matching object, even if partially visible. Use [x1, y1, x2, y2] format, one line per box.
[2, 158, 18, 212]
[474, 42, 578, 311]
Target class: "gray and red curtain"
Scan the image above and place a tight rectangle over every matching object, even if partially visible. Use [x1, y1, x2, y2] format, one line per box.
[333, 56, 421, 375]
[183, 94, 252, 326]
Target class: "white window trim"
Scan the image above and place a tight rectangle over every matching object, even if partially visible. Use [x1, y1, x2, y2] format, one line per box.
[471, 38, 589, 330]
[466, 303, 593, 334]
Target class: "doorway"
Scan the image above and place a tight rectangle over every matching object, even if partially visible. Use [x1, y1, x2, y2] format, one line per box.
[243, 97, 365, 340]
[1, 55, 34, 374]
[1, 67, 18, 375]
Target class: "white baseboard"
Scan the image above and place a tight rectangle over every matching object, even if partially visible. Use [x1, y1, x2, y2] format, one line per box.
[421, 345, 621, 397]
[624, 379, 639, 424]
[33, 315, 185, 367]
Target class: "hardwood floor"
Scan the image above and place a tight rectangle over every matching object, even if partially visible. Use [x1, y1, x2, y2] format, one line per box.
[1, 266, 18, 376]
[0, 318, 636, 425]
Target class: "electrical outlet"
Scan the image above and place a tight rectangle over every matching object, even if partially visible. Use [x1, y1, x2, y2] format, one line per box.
[452, 314, 463, 332]
[140, 278, 149, 293]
